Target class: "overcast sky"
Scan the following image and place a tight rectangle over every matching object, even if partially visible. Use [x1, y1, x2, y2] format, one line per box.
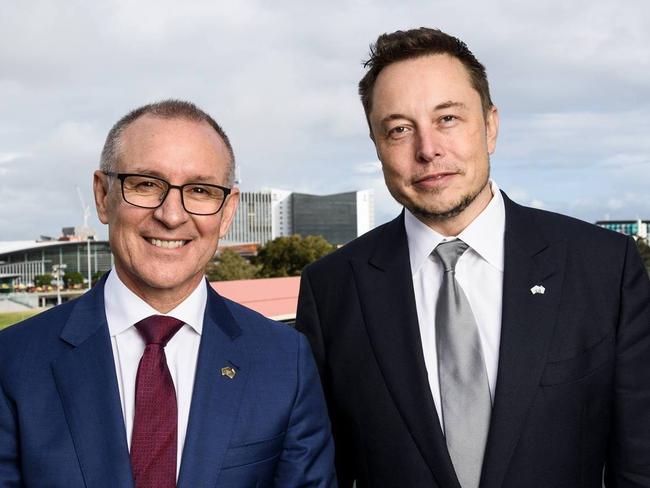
[1, 0, 648, 241]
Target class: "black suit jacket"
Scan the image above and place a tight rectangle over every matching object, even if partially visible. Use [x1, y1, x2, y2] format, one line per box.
[296, 192, 650, 488]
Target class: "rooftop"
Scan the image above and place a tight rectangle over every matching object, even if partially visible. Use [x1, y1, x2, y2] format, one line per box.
[0, 239, 107, 256]
[211, 276, 300, 321]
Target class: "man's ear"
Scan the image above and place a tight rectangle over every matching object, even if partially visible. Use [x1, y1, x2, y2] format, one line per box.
[93, 170, 111, 224]
[486, 105, 499, 155]
[218, 187, 240, 238]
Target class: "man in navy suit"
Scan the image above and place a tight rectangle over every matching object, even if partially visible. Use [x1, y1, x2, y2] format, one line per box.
[0, 100, 336, 487]
[296, 28, 650, 487]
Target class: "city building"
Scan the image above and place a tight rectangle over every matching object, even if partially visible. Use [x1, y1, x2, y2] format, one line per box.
[225, 189, 292, 245]
[223, 189, 374, 246]
[1, 188, 375, 288]
[596, 219, 649, 241]
[0, 231, 113, 288]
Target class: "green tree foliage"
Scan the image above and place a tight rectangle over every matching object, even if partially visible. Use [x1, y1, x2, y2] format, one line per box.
[636, 238, 650, 275]
[206, 249, 259, 281]
[64, 271, 85, 288]
[255, 235, 335, 278]
[34, 274, 53, 287]
[92, 271, 107, 286]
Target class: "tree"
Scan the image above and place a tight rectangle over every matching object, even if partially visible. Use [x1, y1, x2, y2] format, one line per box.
[92, 271, 107, 286]
[64, 271, 84, 288]
[255, 235, 335, 278]
[636, 238, 650, 275]
[34, 274, 53, 287]
[206, 249, 259, 281]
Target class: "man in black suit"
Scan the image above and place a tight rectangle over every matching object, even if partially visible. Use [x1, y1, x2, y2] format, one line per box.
[296, 27, 650, 487]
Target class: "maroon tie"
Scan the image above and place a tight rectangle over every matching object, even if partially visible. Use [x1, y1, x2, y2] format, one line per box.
[130, 315, 184, 488]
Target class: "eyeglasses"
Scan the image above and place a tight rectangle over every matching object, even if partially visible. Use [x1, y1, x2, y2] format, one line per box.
[104, 172, 231, 215]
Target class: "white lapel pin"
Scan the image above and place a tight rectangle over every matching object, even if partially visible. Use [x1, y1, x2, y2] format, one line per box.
[530, 285, 545, 295]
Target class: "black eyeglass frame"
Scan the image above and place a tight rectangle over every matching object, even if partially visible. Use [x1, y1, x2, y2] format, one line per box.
[104, 172, 232, 216]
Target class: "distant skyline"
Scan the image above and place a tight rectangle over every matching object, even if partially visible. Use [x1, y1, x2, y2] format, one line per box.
[1, 0, 649, 240]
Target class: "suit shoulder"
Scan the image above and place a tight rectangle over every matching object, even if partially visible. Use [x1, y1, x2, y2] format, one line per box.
[304, 218, 396, 275]
[515, 203, 627, 246]
[0, 301, 73, 347]
[507, 200, 632, 269]
[0, 301, 74, 375]
[222, 296, 301, 341]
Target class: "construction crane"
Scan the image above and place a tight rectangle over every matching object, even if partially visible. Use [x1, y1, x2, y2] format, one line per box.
[76, 186, 92, 290]
[76, 186, 91, 229]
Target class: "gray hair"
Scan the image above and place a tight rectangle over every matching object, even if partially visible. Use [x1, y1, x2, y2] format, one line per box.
[100, 99, 236, 186]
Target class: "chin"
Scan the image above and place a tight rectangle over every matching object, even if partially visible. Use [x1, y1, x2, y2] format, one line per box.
[410, 193, 476, 222]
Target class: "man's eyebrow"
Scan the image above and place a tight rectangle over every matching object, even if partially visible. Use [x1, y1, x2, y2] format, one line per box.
[124, 167, 164, 177]
[434, 100, 468, 111]
[187, 174, 219, 183]
[379, 113, 409, 126]
[378, 101, 469, 126]
[123, 167, 219, 183]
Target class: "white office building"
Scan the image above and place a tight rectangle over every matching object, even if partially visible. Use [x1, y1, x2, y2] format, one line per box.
[223, 189, 374, 246]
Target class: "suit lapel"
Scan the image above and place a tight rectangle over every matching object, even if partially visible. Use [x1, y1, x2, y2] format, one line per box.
[351, 213, 460, 488]
[51, 277, 134, 488]
[481, 194, 567, 488]
[177, 285, 249, 488]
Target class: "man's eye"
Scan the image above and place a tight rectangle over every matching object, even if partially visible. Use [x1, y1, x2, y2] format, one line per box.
[441, 115, 457, 123]
[135, 181, 158, 190]
[388, 126, 409, 136]
[186, 185, 219, 198]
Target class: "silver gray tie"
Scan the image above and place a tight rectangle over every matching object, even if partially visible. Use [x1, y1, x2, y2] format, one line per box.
[434, 240, 491, 488]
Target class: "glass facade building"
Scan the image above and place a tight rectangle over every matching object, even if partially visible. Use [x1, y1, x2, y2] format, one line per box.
[596, 219, 649, 239]
[223, 189, 374, 246]
[292, 192, 358, 246]
[0, 240, 113, 286]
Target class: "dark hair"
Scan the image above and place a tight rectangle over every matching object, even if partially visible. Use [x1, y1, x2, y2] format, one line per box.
[100, 99, 235, 185]
[359, 27, 493, 124]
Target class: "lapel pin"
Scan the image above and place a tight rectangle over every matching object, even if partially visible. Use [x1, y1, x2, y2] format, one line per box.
[530, 285, 546, 295]
[221, 366, 237, 379]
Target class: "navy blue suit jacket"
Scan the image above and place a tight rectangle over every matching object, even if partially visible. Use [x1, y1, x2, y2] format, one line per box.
[297, 192, 650, 487]
[0, 276, 336, 487]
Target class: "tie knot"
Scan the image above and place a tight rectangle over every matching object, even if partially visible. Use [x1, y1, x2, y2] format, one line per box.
[434, 239, 469, 271]
[135, 315, 184, 346]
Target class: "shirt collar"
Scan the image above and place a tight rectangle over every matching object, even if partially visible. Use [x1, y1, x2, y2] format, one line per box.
[104, 269, 207, 336]
[405, 180, 505, 274]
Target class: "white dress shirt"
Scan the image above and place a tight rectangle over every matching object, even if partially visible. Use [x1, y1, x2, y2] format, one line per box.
[405, 181, 505, 430]
[104, 269, 206, 477]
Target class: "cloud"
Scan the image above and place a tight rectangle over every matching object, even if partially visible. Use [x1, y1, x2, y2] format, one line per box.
[0, 152, 28, 165]
[0, 0, 649, 240]
[356, 161, 382, 174]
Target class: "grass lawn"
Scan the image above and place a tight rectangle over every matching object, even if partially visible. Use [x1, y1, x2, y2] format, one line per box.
[0, 310, 44, 330]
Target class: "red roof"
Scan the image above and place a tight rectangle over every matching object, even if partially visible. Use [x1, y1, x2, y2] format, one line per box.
[210, 276, 300, 321]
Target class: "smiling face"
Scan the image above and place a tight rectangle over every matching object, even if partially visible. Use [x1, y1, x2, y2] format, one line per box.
[93, 115, 239, 311]
[369, 54, 499, 235]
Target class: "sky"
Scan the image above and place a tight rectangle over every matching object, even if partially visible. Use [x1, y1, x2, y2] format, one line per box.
[1, 0, 649, 241]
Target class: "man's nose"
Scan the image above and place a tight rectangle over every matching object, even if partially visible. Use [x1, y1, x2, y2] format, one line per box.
[153, 187, 189, 227]
[415, 129, 445, 163]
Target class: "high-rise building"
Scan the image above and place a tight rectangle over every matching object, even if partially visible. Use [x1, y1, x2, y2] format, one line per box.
[226, 189, 292, 245]
[596, 219, 649, 241]
[223, 189, 374, 246]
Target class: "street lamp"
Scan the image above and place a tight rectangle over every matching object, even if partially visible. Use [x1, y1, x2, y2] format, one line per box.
[52, 264, 67, 306]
